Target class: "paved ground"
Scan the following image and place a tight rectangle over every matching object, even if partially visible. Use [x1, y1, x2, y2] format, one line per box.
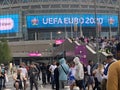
[5, 75, 54, 90]
[4, 74, 92, 90]
[4, 74, 71, 90]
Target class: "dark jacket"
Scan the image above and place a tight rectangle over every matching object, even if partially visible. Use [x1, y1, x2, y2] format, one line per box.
[29, 66, 39, 80]
[54, 67, 59, 82]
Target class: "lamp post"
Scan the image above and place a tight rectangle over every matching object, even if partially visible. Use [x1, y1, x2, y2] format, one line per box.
[109, 22, 112, 40]
[94, 0, 100, 63]
[97, 22, 102, 37]
[23, 24, 28, 40]
[94, 0, 98, 38]
[71, 23, 73, 38]
[74, 23, 78, 38]
[80, 16, 83, 37]
[108, 17, 114, 39]
[65, 24, 68, 39]
[118, 0, 120, 39]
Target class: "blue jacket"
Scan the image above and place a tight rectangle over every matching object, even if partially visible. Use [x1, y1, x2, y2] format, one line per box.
[58, 58, 69, 80]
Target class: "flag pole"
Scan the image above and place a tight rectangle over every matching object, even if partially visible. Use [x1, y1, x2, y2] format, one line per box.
[94, 0, 100, 63]
[80, 17, 83, 37]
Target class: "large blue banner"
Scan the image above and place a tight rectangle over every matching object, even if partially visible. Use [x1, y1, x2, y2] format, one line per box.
[0, 14, 19, 34]
[27, 14, 118, 28]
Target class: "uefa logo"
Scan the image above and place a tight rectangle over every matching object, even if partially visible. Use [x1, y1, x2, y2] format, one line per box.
[108, 17, 114, 25]
[31, 17, 39, 25]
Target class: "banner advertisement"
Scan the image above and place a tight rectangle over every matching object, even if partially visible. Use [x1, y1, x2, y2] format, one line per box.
[27, 14, 118, 28]
[0, 14, 19, 34]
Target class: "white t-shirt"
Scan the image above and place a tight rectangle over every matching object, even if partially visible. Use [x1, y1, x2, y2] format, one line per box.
[49, 65, 57, 75]
[70, 67, 76, 76]
[87, 65, 91, 75]
[20, 67, 28, 78]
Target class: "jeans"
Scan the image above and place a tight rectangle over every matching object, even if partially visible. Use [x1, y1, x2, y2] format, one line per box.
[51, 74, 55, 89]
[59, 80, 67, 89]
[30, 79, 38, 90]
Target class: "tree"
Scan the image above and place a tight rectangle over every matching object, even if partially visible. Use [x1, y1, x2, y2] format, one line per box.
[0, 39, 12, 64]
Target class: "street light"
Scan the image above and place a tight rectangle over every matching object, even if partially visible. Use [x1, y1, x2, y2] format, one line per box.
[94, 0, 100, 63]
[65, 24, 68, 38]
[71, 23, 73, 38]
[118, 0, 120, 38]
[74, 23, 78, 38]
[108, 17, 115, 39]
[57, 31, 62, 34]
[80, 16, 83, 37]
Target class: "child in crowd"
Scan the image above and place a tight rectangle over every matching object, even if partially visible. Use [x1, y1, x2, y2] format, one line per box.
[68, 62, 76, 90]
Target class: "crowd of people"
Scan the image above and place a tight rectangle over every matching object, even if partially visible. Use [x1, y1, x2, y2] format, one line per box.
[0, 53, 117, 90]
[0, 36, 119, 90]
[78, 36, 119, 57]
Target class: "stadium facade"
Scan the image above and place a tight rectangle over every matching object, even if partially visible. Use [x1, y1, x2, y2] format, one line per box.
[0, 0, 120, 64]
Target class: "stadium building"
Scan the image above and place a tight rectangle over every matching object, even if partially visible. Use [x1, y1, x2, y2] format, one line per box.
[0, 0, 119, 64]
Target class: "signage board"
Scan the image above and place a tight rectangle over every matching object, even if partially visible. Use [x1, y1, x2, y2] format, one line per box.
[27, 14, 118, 28]
[0, 14, 19, 34]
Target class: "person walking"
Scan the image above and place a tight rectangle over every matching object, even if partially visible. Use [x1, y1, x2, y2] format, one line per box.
[67, 62, 76, 90]
[19, 62, 28, 90]
[35, 63, 41, 81]
[13, 68, 26, 90]
[1, 64, 6, 88]
[54, 62, 59, 90]
[46, 62, 51, 84]
[58, 58, 69, 89]
[0, 69, 5, 90]
[41, 63, 47, 85]
[107, 60, 120, 90]
[86, 60, 94, 90]
[29, 62, 39, 90]
[92, 64, 104, 90]
[73, 57, 86, 90]
[49, 61, 57, 89]
[101, 54, 116, 90]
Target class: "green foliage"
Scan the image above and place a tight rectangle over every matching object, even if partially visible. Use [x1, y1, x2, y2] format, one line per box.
[0, 38, 12, 64]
